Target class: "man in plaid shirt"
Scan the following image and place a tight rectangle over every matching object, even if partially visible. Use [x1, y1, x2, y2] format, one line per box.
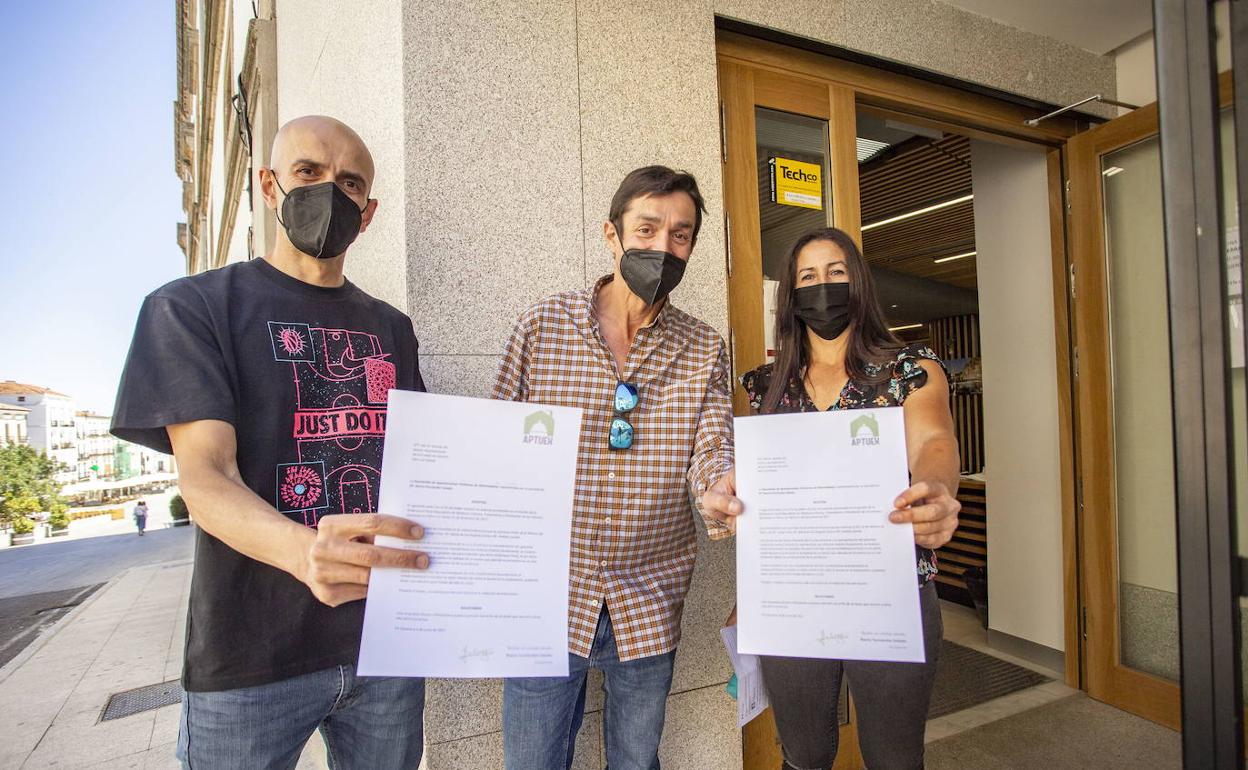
[493, 166, 742, 769]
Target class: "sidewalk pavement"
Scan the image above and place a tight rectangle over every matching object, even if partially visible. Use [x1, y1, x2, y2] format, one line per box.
[0, 560, 330, 769]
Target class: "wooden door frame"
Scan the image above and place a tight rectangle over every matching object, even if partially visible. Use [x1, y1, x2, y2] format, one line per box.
[717, 31, 1086, 699]
[1067, 72, 1236, 731]
[1066, 100, 1179, 728]
[719, 55, 868, 770]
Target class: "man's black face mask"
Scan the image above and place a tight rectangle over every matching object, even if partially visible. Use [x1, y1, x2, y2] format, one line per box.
[615, 224, 688, 307]
[274, 177, 365, 259]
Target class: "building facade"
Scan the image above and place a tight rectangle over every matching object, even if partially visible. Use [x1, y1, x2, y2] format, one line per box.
[175, 0, 277, 272]
[0, 381, 78, 484]
[0, 383, 174, 489]
[116, 442, 177, 480]
[75, 412, 115, 481]
[0, 403, 28, 447]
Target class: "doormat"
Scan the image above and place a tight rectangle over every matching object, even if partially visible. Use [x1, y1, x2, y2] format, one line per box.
[928, 641, 1049, 719]
[100, 679, 183, 721]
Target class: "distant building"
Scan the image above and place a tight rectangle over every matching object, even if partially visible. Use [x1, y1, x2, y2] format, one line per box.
[0, 381, 77, 483]
[112, 439, 177, 481]
[75, 411, 115, 480]
[0, 403, 28, 446]
[114, 441, 134, 481]
[136, 443, 177, 476]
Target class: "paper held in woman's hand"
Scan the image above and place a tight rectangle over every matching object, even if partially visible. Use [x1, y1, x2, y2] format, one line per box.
[734, 406, 925, 663]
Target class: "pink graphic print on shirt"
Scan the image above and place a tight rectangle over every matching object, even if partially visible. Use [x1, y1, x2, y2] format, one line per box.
[268, 321, 396, 527]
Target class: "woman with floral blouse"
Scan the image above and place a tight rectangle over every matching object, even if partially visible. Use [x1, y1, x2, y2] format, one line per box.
[703, 226, 961, 769]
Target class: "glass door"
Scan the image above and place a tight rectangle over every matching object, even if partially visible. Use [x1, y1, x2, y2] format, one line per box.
[1068, 81, 1244, 731]
[1068, 102, 1182, 727]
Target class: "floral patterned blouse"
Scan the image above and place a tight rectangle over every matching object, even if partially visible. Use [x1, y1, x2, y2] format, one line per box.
[740, 344, 948, 584]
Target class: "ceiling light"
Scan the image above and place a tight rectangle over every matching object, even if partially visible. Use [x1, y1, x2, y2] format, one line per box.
[1103, 166, 1125, 177]
[861, 194, 974, 232]
[934, 251, 977, 264]
[888, 323, 923, 332]
[857, 137, 890, 162]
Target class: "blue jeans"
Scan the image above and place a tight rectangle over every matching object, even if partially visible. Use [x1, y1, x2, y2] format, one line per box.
[176, 664, 425, 770]
[503, 609, 675, 770]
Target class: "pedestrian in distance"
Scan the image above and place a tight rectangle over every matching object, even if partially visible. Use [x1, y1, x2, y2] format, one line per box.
[133, 500, 148, 535]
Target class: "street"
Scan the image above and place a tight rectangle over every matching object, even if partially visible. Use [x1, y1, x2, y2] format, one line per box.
[0, 585, 105, 669]
[0, 491, 195, 669]
[0, 525, 194, 600]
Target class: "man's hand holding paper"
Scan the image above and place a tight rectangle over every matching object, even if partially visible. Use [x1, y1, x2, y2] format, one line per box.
[357, 391, 582, 678]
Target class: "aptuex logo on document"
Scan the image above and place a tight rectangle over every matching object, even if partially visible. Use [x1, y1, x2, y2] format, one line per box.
[523, 410, 555, 446]
[849, 413, 880, 446]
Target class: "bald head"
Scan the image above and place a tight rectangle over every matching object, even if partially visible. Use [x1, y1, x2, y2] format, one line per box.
[258, 114, 379, 263]
[268, 115, 375, 199]
[259, 115, 381, 261]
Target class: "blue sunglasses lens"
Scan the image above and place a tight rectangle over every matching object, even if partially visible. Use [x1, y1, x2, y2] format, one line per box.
[614, 382, 639, 413]
[609, 417, 634, 450]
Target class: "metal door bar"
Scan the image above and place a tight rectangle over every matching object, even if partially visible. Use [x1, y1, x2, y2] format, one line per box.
[1153, 0, 1244, 766]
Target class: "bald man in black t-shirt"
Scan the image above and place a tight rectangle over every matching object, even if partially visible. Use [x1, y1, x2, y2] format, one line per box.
[113, 116, 429, 770]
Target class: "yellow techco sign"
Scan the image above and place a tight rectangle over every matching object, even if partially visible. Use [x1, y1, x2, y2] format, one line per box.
[769, 157, 823, 210]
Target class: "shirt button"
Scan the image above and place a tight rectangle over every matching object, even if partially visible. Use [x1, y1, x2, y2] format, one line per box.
[608, 472, 616, 480]
[605, 516, 612, 523]
[600, 560, 608, 567]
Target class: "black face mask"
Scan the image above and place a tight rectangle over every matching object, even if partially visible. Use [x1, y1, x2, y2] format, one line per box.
[793, 282, 852, 340]
[616, 227, 688, 306]
[274, 178, 365, 259]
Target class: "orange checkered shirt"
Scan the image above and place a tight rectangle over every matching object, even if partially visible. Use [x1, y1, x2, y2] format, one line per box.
[492, 275, 735, 661]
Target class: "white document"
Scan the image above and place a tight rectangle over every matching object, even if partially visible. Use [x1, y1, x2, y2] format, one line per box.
[358, 391, 582, 678]
[735, 407, 925, 662]
[720, 625, 769, 727]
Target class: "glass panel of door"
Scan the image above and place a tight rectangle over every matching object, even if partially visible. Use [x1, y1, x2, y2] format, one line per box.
[1219, 106, 1248, 701]
[1102, 106, 1247, 698]
[755, 107, 832, 364]
[1101, 133, 1180, 684]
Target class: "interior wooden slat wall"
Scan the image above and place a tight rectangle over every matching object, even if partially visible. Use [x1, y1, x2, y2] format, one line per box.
[928, 316, 985, 606]
[926, 314, 984, 474]
[935, 479, 987, 605]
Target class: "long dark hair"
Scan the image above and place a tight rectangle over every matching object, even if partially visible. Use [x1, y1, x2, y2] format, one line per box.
[761, 227, 900, 414]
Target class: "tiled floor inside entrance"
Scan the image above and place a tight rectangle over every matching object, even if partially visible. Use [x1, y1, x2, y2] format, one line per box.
[926, 602, 1182, 769]
[925, 601, 1075, 743]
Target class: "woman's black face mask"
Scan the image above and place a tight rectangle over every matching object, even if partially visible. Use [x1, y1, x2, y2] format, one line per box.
[793, 281, 851, 340]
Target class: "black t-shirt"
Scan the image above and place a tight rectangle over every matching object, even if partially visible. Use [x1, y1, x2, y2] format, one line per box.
[111, 258, 425, 692]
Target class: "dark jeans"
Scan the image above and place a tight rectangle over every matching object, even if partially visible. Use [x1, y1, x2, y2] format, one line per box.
[759, 581, 943, 770]
[177, 664, 425, 770]
[503, 608, 675, 770]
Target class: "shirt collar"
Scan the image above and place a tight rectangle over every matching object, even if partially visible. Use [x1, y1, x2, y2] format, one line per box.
[585, 274, 674, 333]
